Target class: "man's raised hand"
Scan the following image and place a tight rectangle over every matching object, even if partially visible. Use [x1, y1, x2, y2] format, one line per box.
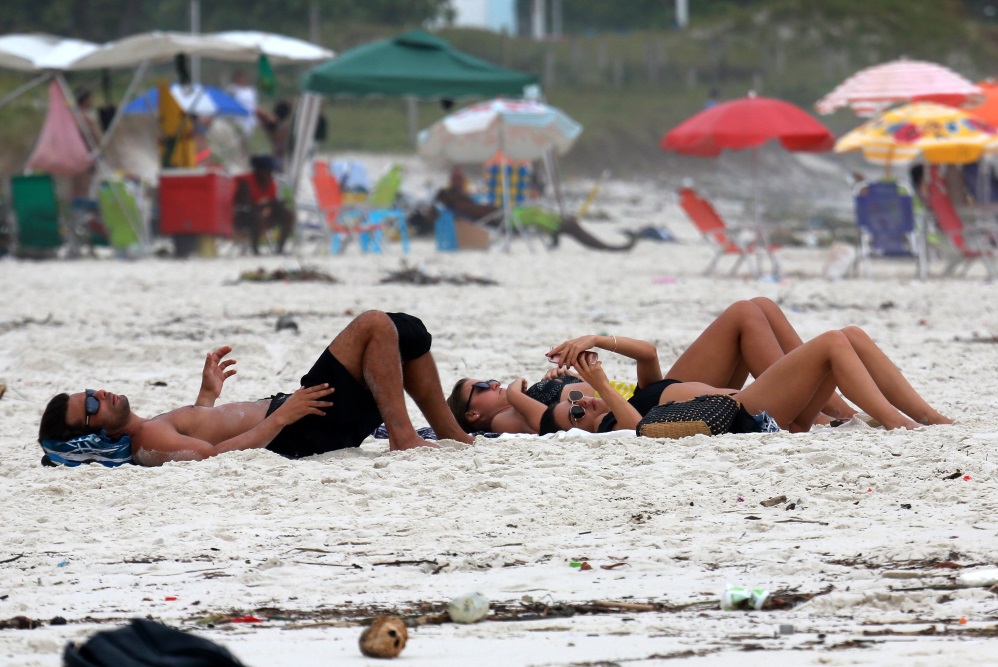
[196, 345, 237, 407]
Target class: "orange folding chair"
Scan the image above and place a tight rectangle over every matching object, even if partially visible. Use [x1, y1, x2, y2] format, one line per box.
[311, 161, 383, 254]
[677, 187, 780, 278]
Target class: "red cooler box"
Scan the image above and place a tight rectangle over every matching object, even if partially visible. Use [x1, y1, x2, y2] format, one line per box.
[158, 170, 234, 236]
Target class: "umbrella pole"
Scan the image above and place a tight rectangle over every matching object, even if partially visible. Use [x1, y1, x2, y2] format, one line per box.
[56, 74, 148, 252]
[405, 97, 418, 148]
[499, 126, 515, 251]
[544, 148, 567, 219]
[750, 148, 766, 278]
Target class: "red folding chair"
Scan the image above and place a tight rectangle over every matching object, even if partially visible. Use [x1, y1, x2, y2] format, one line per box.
[677, 187, 780, 278]
[924, 173, 998, 279]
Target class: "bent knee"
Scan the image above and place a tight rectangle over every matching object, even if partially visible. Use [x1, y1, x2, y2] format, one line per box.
[839, 325, 870, 341]
[355, 309, 390, 323]
[815, 329, 851, 350]
[748, 296, 778, 310]
[724, 299, 761, 320]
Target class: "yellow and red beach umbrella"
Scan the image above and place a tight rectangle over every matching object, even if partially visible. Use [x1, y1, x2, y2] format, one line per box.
[834, 102, 998, 166]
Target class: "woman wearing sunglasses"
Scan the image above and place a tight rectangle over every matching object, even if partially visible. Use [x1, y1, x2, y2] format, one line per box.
[447, 297, 858, 435]
[503, 326, 952, 437]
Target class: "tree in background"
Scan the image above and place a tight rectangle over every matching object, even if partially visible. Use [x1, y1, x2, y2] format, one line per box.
[0, 0, 453, 42]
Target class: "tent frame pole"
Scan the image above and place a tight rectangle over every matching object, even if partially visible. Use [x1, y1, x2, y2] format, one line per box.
[55, 74, 149, 252]
[0, 72, 51, 111]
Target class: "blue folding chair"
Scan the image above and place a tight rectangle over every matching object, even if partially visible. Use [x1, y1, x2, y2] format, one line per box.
[853, 181, 921, 277]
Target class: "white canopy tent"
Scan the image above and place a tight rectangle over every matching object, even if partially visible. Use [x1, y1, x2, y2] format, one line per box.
[0, 30, 334, 254]
[59, 31, 335, 250]
[0, 34, 100, 110]
[65, 31, 264, 70]
[0, 33, 99, 72]
[0, 34, 151, 255]
[209, 31, 333, 65]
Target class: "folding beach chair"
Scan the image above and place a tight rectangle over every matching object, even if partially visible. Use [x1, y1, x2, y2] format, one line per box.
[10, 174, 62, 258]
[307, 161, 376, 254]
[98, 179, 144, 256]
[852, 181, 921, 277]
[924, 174, 998, 279]
[485, 160, 529, 209]
[355, 165, 410, 254]
[677, 187, 780, 279]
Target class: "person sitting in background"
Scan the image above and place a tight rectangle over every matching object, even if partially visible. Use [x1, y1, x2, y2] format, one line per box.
[71, 88, 101, 201]
[233, 155, 294, 255]
[435, 167, 499, 224]
[418, 167, 635, 250]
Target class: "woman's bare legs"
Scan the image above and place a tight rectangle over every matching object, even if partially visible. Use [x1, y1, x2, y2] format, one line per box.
[665, 299, 856, 420]
[839, 326, 952, 425]
[667, 300, 785, 386]
[748, 297, 856, 420]
[733, 330, 948, 430]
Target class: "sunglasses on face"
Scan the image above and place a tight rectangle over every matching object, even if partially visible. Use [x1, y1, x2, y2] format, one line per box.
[567, 390, 586, 422]
[84, 389, 99, 429]
[464, 380, 497, 415]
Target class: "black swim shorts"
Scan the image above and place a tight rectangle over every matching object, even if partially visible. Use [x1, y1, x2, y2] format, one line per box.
[265, 311, 432, 458]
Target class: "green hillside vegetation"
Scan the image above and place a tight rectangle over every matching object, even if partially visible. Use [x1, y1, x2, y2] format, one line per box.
[2, 0, 998, 176]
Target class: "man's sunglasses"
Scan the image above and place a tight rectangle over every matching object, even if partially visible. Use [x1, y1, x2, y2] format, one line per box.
[84, 389, 99, 428]
[464, 380, 497, 414]
[567, 390, 586, 422]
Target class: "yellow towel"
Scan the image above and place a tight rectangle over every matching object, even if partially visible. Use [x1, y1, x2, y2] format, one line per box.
[596, 380, 636, 401]
[158, 81, 195, 168]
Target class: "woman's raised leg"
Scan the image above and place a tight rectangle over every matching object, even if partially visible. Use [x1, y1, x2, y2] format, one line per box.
[666, 300, 786, 387]
[666, 298, 856, 422]
[750, 297, 856, 420]
[839, 326, 952, 424]
[734, 331, 920, 430]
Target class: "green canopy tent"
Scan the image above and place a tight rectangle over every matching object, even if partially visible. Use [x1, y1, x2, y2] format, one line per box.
[287, 30, 538, 240]
[300, 30, 537, 100]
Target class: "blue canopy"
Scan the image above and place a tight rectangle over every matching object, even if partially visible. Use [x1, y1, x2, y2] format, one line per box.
[123, 84, 250, 117]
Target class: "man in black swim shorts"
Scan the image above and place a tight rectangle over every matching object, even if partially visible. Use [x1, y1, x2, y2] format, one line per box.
[38, 310, 475, 466]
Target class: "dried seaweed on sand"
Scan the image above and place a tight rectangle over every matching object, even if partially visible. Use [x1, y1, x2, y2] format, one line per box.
[380, 261, 498, 286]
[236, 267, 339, 283]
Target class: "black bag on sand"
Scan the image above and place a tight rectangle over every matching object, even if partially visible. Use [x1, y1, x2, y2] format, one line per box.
[637, 394, 762, 439]
[63, 618, 247, 667]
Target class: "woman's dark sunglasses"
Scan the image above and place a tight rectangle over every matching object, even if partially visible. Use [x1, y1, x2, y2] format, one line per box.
[464, 380, 497, 414]
[567, 390, 586, 421]
[84, 389, 99, 428]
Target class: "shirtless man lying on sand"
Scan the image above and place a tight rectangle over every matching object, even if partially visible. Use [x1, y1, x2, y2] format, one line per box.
[38, 311, 473, 466]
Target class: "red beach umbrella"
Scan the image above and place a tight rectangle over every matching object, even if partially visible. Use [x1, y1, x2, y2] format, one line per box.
[660, 95, 835, 157]
[815, 57, 982, 117]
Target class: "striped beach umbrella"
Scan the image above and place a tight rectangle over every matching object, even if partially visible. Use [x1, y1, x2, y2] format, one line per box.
[417, 98, 582, 163]
[816, 58, 982, 117]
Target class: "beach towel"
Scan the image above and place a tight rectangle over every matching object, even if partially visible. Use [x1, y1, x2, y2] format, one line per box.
[64, 618, 245, 667]
[40, 431, 133, 467]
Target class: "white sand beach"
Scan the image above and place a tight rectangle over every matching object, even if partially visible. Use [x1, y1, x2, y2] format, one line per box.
[2, 159, 998, 666]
